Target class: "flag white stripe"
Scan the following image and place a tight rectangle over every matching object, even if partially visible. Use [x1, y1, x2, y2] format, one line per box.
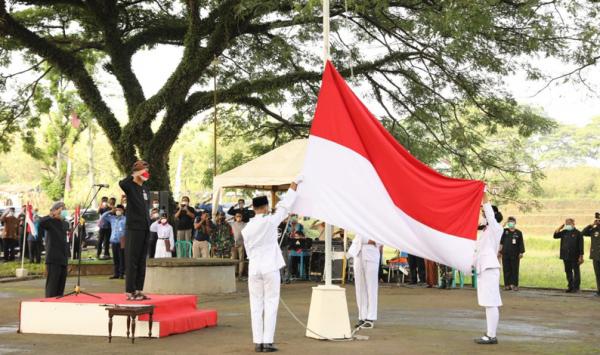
[293, 136, 475, 273]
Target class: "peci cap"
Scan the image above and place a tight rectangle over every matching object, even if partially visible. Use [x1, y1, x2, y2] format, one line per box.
[252, 196, 269, 208]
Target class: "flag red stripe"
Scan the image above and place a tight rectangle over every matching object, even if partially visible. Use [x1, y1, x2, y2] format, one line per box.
[309, 61, 484, 239]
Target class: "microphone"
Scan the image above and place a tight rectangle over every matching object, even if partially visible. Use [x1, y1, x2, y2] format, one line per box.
[94, 184, 110, 188]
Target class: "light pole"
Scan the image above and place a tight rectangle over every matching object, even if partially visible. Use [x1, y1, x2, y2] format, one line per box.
[212, 56, 219, 177]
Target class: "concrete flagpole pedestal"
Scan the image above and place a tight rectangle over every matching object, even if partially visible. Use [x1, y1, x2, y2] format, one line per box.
[305, 223, 351, 340]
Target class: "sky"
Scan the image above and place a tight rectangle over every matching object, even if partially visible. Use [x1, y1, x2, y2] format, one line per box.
[106, 45, 600, 128]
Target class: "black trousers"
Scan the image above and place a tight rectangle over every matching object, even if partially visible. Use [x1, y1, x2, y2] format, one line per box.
[125, 229, 149, 293]
[97, 229, 111, 258]
[148, 233, 157, 259]
[563, 259, 581, 290]
[45, 263, 67, 298]
[407, 254, 426, 283]
[3, 239, 17, 261]
[593, 259, 600, 293]
[502, 255, 521, 287]
[28, 239, 42, 263]
[111, 243, 125, 277]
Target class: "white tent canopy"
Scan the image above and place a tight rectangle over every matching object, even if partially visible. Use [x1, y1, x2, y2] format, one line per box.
[211, 139, 308, 213]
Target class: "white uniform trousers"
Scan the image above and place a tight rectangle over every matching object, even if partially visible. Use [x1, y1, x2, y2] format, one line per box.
[353, 252, 379, 321]
[477, 268, 502, 307]
[248, 270, 281, 344]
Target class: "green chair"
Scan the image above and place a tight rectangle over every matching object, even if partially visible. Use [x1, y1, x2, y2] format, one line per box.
[451, 269, 465, 288]
[175, 240, 192, 258]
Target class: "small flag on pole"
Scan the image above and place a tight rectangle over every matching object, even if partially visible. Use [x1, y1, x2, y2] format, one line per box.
[25, 203, 37, 237]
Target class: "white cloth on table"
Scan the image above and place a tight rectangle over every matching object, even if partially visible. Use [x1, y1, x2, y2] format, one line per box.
[150, 221, 174, 258]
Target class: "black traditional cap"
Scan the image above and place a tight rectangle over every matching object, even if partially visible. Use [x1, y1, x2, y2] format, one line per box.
[252, 196, 269, 208]
[595, 212, 600, 219]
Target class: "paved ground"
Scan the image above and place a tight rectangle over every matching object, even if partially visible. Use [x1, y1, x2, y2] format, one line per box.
[0, 277, 599, 354]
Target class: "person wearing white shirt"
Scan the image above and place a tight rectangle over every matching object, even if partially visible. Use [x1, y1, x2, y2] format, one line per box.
[150, 214, 175, 258]
[474, 192, 503, 345]
[242, 179, 300, 353]
[347, 234, 382, 330]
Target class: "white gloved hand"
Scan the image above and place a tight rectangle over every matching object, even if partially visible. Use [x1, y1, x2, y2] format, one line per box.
[294, 174, 304, 184]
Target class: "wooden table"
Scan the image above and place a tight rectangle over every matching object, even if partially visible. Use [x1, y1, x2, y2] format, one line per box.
[105, 304, 154, 344]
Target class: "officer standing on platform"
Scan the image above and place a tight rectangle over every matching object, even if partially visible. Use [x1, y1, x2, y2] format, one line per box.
[582, 212, 600, 296]
[553, 218, 584, 293]
[119, 160, 152, 301]
[500, 217, 525, 291]
[39, 202, 69, 298]
[242, 177, 301, 353]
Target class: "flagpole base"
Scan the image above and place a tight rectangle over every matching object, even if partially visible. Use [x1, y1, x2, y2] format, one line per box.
[305, 285, 352, 340]
[16, 268, 29, 278]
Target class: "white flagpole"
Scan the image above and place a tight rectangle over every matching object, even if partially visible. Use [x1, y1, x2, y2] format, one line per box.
[322, 0, 332, 287]
[323, 0, 330, 65]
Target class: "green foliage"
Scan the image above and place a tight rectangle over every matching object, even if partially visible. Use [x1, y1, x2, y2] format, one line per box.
[1, 0, 598, 196]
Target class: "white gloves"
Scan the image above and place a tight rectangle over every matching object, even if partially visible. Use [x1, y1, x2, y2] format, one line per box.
[294, 174, 304, 184]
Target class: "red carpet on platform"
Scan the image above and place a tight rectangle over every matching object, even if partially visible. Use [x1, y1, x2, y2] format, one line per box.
[20, 293, 217, 338]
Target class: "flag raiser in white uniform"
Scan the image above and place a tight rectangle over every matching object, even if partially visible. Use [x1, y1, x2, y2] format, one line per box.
[347, 234, 382, 322]
[242, 188, 298, 345]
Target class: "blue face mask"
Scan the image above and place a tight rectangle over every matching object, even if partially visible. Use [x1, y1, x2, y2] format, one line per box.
[565, 225, 574, 231]
[60, 210, 68, 219]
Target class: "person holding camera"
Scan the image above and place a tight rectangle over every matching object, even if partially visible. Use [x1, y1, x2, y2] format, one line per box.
[553, 218, 584, 293]
[175, 196, 196, 243]
[193, 211, 214, 258]
[228, 199, 256, 223]
[582, 212, 600, 296]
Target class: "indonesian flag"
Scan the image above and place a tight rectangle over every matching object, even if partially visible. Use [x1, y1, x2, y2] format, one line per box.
[73, 205, 81, 230]
[25, 203, 37, 237]
[293, 62, 485, 272]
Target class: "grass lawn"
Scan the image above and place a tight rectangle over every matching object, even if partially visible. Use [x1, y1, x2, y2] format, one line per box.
[0, 249, 112, 278]
[382, 234, 597, 290]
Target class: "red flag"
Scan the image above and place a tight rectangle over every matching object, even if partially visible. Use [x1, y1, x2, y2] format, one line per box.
[292, 61, 485, 272]
[26, 203, 37, 237]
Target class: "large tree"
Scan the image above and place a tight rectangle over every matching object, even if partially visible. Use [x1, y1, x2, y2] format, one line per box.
[1, 0, 598, 200]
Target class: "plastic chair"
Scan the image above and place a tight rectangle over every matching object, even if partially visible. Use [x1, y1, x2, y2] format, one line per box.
[175, 240, 192, 258]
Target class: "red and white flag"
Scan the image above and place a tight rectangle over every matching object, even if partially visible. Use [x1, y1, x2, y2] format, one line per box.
[293, 62, 485, 272]
[25, 203, 37, 237]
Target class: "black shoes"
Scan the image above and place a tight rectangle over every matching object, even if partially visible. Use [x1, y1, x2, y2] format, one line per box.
[262, 344, 278, 352]
[255, 344, 278, 352]
[475, 335, 498, 344]
[361, 320, 374, 329]
[109, 275, 119, 279]
[355, 320, 365, 329]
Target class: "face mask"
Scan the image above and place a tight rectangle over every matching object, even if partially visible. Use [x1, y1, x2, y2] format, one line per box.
[507, 222, 515, 229]
[140, 171, 150, 181]
[160, 218, 167, 224]
[116, 211, 123, 216]
[152, 203, 159, 209]
[152, 213, 159, 219]
[565, 225, 574, 231]
[60, 210, 68, 219]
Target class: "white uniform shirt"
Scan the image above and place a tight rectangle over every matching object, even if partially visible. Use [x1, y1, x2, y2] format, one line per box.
[242, 189, 297, 276]
[474, 203, 503, 274]
[347, 234, 382, 262]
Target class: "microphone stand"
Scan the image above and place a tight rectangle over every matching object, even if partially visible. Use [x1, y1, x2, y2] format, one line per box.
[57, 184, 105, 299]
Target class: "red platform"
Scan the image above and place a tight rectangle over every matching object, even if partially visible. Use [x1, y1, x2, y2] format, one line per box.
[20, 293, 217, 338]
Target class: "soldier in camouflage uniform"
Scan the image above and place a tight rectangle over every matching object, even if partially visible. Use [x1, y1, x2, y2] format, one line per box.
[212, 211, 234, 258]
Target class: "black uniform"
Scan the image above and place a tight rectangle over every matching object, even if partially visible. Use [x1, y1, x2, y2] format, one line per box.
[407, 254, 426, 284]
[227, 205, 256, 223]
[39, 216, 69, 298]
[500, 228, 525, 287]
[553, 229, 584, 291]
[97, 206, 112, 258]
[119, 175, 151, 294]
[582, 224, 600, 294]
